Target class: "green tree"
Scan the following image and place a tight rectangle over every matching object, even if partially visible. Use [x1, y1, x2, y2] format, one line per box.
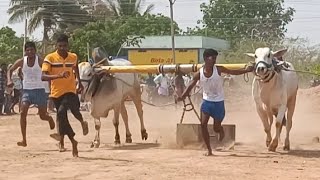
[70, 14, 180, 60]
[187, 0, 295, 43]
[8, 0, 55, 43]
[0, 27, 24, 63]
[106, 0, 154, 16]
[8, 0, 91, 53]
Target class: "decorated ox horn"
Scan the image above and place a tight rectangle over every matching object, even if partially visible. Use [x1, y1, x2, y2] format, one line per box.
[91, 47, 111, 73]
[92, 47, 109, 64]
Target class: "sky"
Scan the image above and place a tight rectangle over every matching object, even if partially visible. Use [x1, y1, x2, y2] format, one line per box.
[0, 0, 320, 45]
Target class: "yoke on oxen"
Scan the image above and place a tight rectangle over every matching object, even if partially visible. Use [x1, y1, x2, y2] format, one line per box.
[82, 47, 248, 150]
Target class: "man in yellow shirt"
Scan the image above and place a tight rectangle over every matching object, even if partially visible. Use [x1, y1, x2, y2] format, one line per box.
[42, 34, 88, 157]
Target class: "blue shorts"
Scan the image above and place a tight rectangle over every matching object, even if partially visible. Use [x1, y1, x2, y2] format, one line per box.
[22, 88, 47, 107]
[200, 100, 225, 121]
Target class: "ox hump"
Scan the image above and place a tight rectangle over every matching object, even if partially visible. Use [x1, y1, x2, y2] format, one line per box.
[255, 47, 271, 58]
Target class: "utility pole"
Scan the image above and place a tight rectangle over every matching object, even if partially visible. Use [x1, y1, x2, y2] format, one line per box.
[23, 7, 27, 56]
[169, 0, 176, 64]
[87, 42, 90, 61]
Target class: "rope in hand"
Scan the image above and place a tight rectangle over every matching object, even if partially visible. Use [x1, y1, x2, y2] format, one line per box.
[244, 60, 320, 80]
[241, 61, 255, 83]
[179, 96, 201, 124]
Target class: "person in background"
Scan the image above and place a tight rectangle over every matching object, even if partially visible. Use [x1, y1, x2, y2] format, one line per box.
[174, 72, 186, 104]
[43, 80, 51, 111]
[10, 67, 23, 113]
[154, 73, 170, 97]
[0, 63, 7, 115]
[145, 73, 156, 102]
[4, 64, 14, 115]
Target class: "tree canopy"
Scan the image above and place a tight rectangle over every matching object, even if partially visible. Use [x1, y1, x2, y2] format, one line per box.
[0, 26, 24, 63]
[8, 0, 91, 42]
[70, 14, 180, 60]
[105, 0, 154, 16]
[185, 0, 295, 43]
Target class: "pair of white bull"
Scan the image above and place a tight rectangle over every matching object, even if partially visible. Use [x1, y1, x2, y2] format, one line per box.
[79, 47, 298, 152]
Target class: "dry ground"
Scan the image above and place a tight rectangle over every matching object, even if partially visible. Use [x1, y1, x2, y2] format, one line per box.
[1, 78, 320, 180]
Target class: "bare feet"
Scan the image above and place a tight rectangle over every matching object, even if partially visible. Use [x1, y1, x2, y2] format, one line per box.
[60, 148, 67, 152]
[218, 128, 225, 141]
[81, 121, 89, 136]
[56, 142, 67, 152]
[72, 140, 79, 157]
[17, 141, 27, 147]
[50, 133, 61, 141]
[48, 117, 55, 130]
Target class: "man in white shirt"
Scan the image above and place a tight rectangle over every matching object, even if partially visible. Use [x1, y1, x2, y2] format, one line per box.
[179, 49, 254, 156]
[154, 73, 170, 96]
[7, 42, 55, 147]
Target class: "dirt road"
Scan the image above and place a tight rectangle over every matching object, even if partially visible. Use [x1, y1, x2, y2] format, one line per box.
[1, 83, 320, 180]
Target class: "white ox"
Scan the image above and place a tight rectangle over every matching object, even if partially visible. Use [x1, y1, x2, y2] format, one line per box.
[246, 47, 298, 152]
[79, 57, 148, 148]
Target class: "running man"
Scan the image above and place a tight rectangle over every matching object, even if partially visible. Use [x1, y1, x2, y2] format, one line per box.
[7, 41, 55, 147]
[178, 49, 254, 156]
[41, 34, 88, 157]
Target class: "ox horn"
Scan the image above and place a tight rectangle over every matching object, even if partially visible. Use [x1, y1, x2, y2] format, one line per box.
[92, 57, 109, 68]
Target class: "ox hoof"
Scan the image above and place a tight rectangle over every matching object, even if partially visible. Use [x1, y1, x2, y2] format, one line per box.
[141, 130, 148, 141]
[266, 140, 271, 147]
[268, 144, 278, 152]
[283, 145, 290, 151]
[90, 141, 100, 148]
[114, 140, 121, 145]
[268, 147, 276, 152]
[268, 139, 278, 152]
[126, 134, 132, 143]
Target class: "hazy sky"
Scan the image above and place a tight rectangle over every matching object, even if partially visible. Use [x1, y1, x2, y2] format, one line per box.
[0, 0, 320, 44]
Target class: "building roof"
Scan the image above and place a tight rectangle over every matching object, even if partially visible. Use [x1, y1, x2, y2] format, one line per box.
[123, 36, 230, 50]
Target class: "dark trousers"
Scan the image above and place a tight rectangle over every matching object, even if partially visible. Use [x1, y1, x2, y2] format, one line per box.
[4, 93, 12, 114]
[52, 92, 83, 138]
[0, 91, 5, 114]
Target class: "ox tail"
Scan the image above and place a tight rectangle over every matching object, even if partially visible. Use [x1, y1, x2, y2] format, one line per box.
[282, 116, 287, 127]
[274, 113, 287, 127]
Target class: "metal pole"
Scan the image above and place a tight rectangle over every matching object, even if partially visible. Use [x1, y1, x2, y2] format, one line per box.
[169, 0, 176, 64]
[116, 41, 126, 58]
[87, 42, 90, 61]
[23, 7, 27, 56]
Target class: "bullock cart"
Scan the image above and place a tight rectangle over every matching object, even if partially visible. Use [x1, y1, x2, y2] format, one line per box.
[95, 63, 244, 149]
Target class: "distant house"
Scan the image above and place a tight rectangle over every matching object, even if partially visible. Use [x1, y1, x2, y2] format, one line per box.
[123, 35, 230, 65]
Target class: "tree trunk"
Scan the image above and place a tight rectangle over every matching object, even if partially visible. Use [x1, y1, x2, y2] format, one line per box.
[41, 19, 51, 55]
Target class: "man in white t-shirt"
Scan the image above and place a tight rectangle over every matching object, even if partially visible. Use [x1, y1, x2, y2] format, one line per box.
[178, 49, 254, 156]
[7, 42, 55, 147]
[154, 73, 169, 96]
